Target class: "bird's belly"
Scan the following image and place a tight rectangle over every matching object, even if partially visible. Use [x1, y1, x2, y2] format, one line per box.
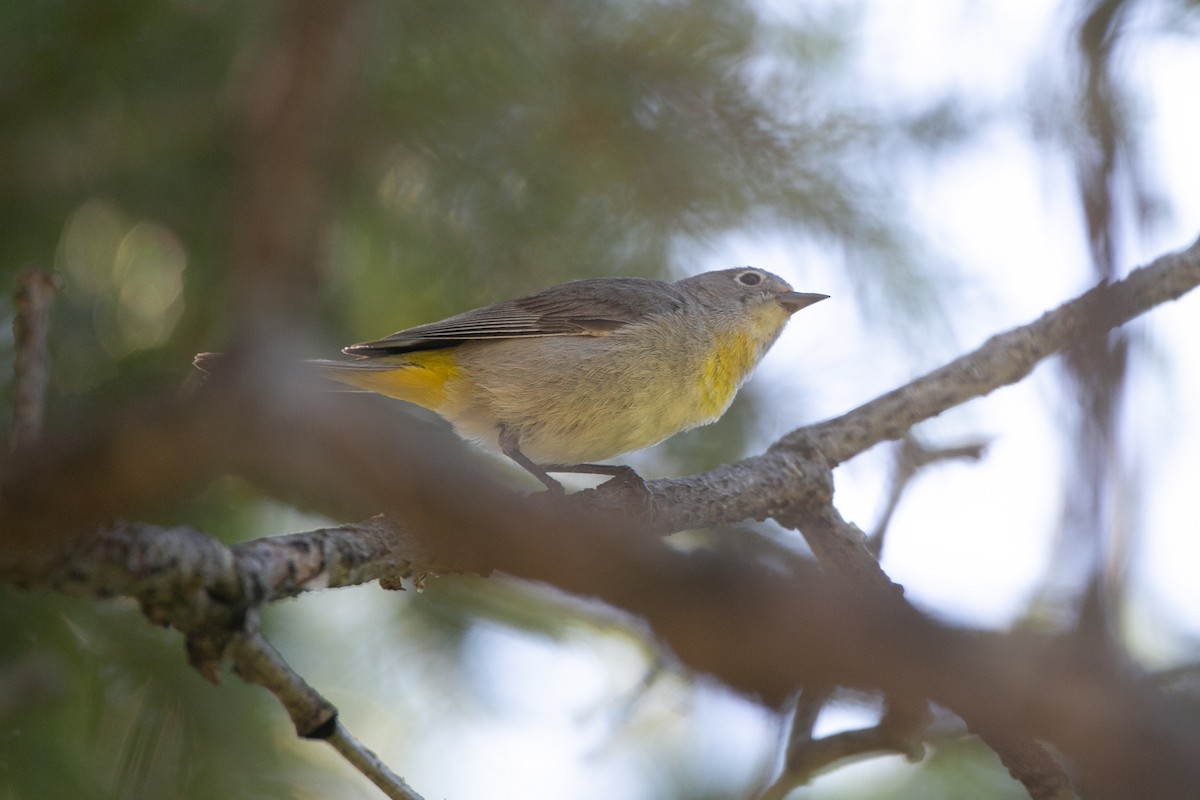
[439, 333, 732, 464]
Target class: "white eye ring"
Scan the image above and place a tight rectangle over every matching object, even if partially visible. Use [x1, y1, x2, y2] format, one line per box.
[737, 270, 762, 286]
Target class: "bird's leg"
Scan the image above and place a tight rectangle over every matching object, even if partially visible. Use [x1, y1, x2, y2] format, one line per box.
[499, 427, 650, 500]
[499, 425, 564, 494]
[540, 462, 650, 499]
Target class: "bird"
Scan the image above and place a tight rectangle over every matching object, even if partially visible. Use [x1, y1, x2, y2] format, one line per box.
[200, 267, 826, 493]
[196, 268, 825, 491]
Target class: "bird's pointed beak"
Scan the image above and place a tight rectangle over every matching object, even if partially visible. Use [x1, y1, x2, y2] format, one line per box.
[777, 291, 829, 314]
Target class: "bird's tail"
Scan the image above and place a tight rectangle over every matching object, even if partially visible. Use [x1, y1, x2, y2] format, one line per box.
[306, 354, 456, 411]
[192, 351, 455, 411]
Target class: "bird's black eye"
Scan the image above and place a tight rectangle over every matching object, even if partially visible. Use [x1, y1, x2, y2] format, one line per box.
[737, 270, 762, 286]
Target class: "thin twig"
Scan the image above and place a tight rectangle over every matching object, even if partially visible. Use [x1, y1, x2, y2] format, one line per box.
[326, 721, 426, 800]
[232, 631, 426, 800]
[760, 721, 926, 799]
[757, 687, 830, 799]
[10, 267, 58, 451]
[869, 435, 988, 555]
[784, 686, 831, 763]
[762, 435, 964, 796]
[228, 624, 338, 736]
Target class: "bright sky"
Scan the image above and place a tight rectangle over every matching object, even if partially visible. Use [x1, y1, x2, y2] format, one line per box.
[274, 4, 1200, 798]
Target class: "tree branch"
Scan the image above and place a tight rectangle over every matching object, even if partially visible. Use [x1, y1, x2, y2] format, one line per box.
[788, 234, 1200, 464]
[0, 520, 429, 799]
[231, 630, 427, 800]
[869, 434, 989, 555]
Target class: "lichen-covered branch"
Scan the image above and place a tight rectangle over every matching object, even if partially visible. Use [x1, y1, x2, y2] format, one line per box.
[0, 519, 430, 799]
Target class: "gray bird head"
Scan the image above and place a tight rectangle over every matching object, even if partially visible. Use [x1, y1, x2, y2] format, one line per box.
[677, 267, 828, 315]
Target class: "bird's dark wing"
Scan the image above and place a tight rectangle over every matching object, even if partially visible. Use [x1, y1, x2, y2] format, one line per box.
[343, 277, 686, 356]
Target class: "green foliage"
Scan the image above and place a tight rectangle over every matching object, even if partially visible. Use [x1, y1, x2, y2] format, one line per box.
[0, 590, 305, 800]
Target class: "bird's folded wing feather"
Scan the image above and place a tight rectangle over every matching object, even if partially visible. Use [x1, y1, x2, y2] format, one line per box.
[343, 277, 685, 355]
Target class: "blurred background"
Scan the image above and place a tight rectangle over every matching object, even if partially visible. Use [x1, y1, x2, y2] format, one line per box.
[2, 1, 1199, 798]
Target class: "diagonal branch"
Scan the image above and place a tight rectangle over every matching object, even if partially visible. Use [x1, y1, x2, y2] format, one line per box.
[3, 237, 1198, 552]
[231, 630, 426, 800]
[784, 234, 1200, 464]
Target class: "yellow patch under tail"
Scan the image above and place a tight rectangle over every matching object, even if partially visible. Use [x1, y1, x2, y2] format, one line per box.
[318, 350, 461, 411]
